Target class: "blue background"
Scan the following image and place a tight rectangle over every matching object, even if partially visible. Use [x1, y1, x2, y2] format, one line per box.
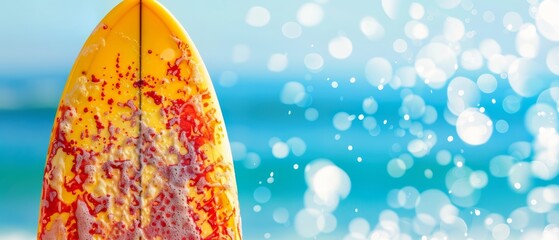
[1, 0, 559, 239]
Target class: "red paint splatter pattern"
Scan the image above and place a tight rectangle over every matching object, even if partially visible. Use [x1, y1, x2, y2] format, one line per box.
[38, 14, 240, 240]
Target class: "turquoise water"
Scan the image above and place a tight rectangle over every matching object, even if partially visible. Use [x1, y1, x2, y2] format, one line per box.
[0, 78, 551, 239]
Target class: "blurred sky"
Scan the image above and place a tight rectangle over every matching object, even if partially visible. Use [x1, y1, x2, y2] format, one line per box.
[0, 0, 530, 109]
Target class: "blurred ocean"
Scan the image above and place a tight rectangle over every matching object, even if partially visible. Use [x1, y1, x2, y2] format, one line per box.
[0, 75, 547, 239]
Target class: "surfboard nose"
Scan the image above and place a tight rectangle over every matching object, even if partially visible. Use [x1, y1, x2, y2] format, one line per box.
[38, 1, 242, 239]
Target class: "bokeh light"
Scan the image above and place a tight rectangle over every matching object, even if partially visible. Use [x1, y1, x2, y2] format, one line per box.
[3, 0, 559, 239]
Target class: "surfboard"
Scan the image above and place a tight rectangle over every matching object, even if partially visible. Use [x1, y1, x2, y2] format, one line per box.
[37, 1, 242, 239]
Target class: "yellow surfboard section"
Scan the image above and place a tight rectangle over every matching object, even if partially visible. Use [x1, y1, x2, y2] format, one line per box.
[37, 1, 242, 239]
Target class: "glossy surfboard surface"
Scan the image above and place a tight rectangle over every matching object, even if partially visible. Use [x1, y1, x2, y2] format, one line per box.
[37, 0, 242, 239]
